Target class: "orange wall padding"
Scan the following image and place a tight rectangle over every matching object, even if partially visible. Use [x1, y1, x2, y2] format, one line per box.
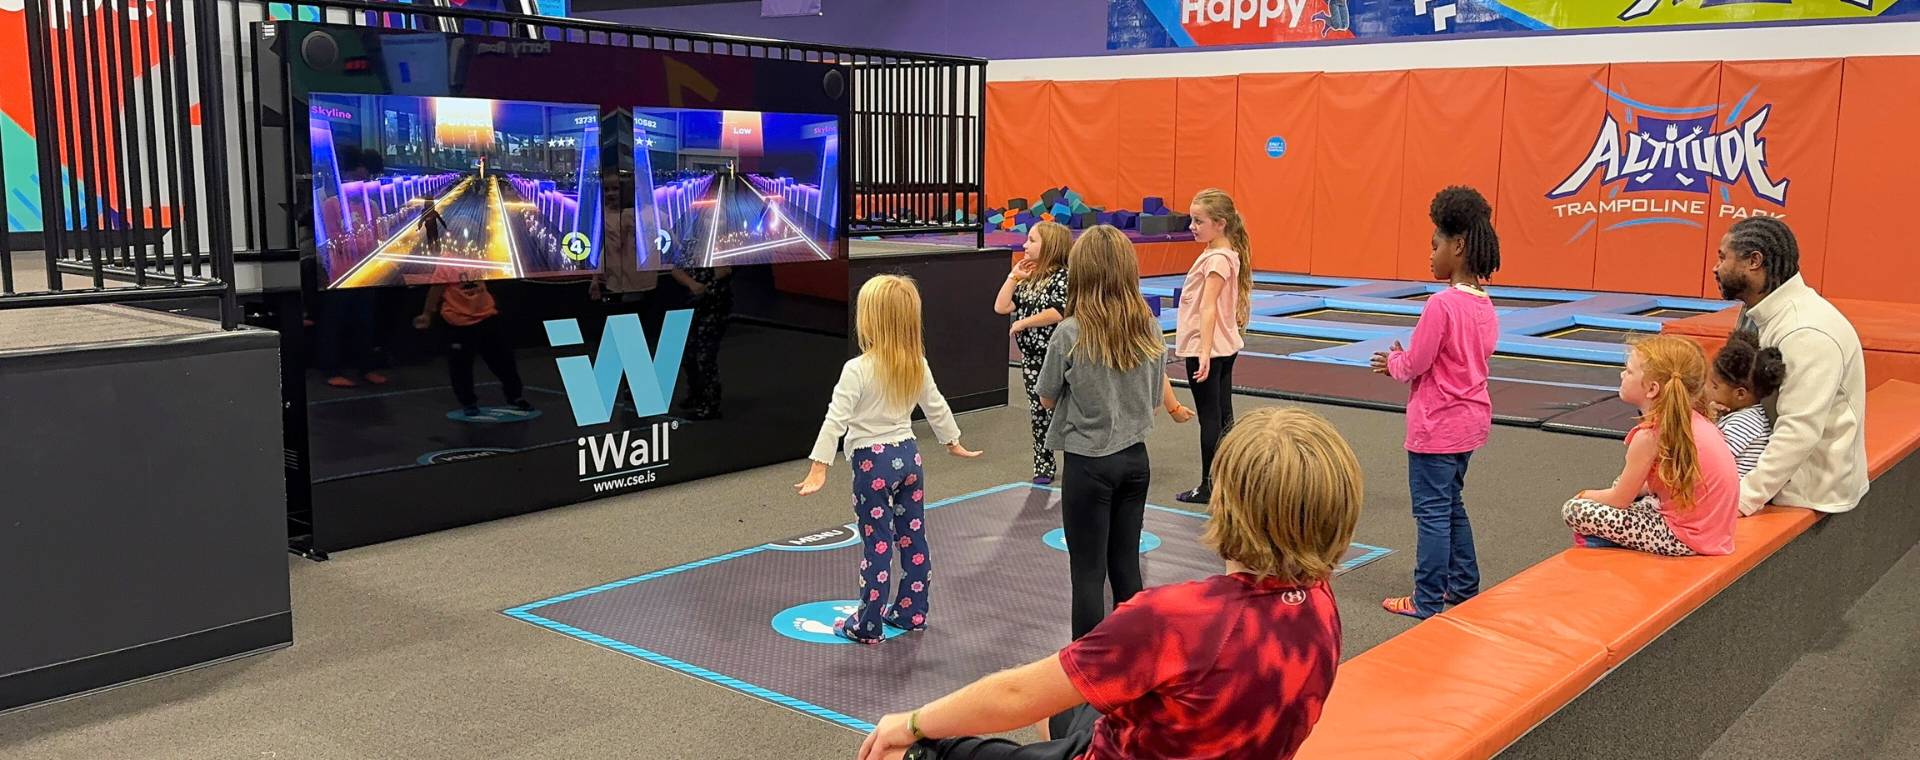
[1174, 76, 1239, 209]
[1046, 80, 1121, 210]
[1116, 79, 1179, 214]
[986, 54, 1920, 302]
[1497, 63, 1607, 291]
[1400, 67, 1507, 282]
[1823, 57, 1920, 303]
[984, 81, 1053, 212]
[1311, 71, 1406, 280]
[1234, 73, 1319, 273]
[1704, 59, 1842, 297]
[1590, 62, 1719, 296]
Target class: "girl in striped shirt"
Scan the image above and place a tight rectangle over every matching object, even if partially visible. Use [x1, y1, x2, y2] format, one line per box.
[1705, 330, 1787, 479]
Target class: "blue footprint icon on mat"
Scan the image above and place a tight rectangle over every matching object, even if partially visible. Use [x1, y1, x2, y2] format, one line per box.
[790, 605, 861, 636]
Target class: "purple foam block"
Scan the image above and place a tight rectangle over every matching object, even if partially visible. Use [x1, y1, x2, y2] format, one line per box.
[1097, 212, 1116, 226]
[1142, 197, 1168, 215]
[1113, 210, 1138, 229]
[1016, 212, 1037, 227]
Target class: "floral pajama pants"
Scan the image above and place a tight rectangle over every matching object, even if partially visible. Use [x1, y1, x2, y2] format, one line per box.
[1017, 343, 1056, 480]
[1562, 494, 1696, 557]
[838, 439, 933, 642]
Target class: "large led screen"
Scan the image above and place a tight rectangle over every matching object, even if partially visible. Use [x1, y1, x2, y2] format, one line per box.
[311, 94, 602, 288]
[634, 109, 839, 269]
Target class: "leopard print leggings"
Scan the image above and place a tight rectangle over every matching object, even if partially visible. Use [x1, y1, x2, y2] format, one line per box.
[1562, 495, 1696, 557]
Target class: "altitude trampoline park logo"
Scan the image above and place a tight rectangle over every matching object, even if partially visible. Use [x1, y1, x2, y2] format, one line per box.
[544, 311, 693, 488]
[1548, 83, 1791, 226]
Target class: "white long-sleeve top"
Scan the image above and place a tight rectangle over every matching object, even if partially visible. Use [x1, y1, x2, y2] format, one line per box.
[1736, 274, 1869, 516]
[809, 355, 962, 464]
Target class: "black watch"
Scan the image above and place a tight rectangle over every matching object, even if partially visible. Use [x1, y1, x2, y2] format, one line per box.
[904, 743, 935, 760]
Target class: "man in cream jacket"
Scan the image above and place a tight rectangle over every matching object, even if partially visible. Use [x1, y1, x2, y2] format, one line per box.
[1712, 218, 1868, 516]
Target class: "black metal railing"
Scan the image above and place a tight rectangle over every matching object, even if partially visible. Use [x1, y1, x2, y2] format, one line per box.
[3, 0, 238, 326]
[2, 0, 987, 326]
[212, 0, 985, 258]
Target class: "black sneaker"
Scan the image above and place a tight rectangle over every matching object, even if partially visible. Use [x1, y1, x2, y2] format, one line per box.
[461, 406, 482, 418]
[1174, 487, 1210, 504]
[510, 398, 535, 412]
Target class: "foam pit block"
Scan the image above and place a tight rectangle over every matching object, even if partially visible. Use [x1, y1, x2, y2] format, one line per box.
[1008, 198, 1029, 211]
[1142, 197, 1168, 215]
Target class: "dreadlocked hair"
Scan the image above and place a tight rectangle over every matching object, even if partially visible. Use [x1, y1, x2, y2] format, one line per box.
[1712, 329, 1788, 401]
[1632, 336, 1710, 513]
[1429, 185, 1500, 279]
[1725, 217, 1801, 292]
[1191, 188, 1253, 329]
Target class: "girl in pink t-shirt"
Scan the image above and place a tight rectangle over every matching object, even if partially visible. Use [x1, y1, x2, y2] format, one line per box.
[1172, 189, 1252, 504]
[1372, 186, 1501, 619]
[1564, 336, 1739, 556]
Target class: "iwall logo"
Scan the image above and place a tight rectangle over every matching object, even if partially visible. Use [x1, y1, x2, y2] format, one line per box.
[1548, 82, 1790, 229]
[544, 311, 693, 488]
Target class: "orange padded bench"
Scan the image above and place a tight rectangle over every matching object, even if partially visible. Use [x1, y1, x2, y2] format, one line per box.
[1295, 379, 1920, 760]
[1662, 300, 1920, 391]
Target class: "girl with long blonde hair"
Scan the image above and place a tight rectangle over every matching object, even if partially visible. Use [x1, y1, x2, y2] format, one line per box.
[1035, 225, 1193, 639]
[798, 275, 983, 644]
[1563, 336, 1739, 557]
[994, 220, 1073, 484]
[1173, 188, 1253, 504]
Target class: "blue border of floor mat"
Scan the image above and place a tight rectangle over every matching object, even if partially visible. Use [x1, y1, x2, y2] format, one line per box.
[502, 482, 1392, 733]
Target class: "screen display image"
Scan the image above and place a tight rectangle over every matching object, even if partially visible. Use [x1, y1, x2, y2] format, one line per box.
[634, 109, 839, 269]
[310, 94, 602, 288]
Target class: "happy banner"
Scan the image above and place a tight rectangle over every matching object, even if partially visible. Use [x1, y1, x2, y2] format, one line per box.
[1107, 0, 1919, 50]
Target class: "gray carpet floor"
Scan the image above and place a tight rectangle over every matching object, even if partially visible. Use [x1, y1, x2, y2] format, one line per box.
[0, 366, 1881, 759]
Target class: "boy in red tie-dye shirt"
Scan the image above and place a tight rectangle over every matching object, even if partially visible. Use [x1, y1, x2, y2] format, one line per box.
[858, 407, 1363, 760]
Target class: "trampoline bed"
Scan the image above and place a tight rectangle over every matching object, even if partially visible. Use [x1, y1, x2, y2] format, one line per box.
[1252, 282, 1330, 293]
[1489, 353, 1622, 389]
[1401, 292, 1565, 309]
[1286, 309, 1421, 328]
[1637, 307, 1717, 319]
[1544, 326, 1653, 345]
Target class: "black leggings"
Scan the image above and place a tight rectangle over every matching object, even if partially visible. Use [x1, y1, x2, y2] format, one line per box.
[447, 319, 523, 407]
[1184, 353, 1237, 493]
[916, 704, 1100, 759]
[1062, 443, 1149, 640]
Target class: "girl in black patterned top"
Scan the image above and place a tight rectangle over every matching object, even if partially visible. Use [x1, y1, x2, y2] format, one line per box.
[995, 221, 1072, 484]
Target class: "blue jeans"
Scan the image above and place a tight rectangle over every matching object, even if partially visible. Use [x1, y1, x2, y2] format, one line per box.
[1409, 452, 1479, 617]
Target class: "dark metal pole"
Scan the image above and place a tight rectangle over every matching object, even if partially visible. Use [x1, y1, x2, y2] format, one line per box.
[134, 0, 169, 286]
[48, 0, 86, 287]
[152, 0, 187, 284]
[69, 0, 113, 287]
[193, 0, 240, 327]
[163, 0, 203, 284]
[0, 118, 11, 295]
[230, 0, 260, 254]
[105, 0, 151, 284]
[974, 63, 985, 248]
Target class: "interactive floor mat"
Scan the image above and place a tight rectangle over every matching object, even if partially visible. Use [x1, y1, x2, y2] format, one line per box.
[505, 483, 1391, 731]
